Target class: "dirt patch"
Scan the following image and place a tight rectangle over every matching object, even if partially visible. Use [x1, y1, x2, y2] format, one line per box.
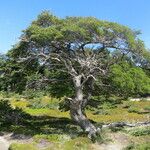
[0, 136, 10, 150]
[92, 132, 130, 150]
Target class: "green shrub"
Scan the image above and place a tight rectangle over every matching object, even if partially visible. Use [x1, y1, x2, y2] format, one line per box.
[22, 90, 46, 99]
[122, 101, 132, 108]
[136, 143, 150, 150]
[0, 92, 21, 99]
[123, 143, 135, 150]
[124, 143, 150, 150]
[127, 126, 150, 136]
[101, 102, 116, 109]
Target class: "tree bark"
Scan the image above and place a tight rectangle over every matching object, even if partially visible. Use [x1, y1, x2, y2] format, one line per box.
[70, 75, 100, 139]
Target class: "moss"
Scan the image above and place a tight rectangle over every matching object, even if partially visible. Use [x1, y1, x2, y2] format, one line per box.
[25, 108, 70, 118]
[34, 134, 70, 143]
[63, 137, 92, 150]
[11, 99, 29, 109]
[87, 111, 147, 123]
[9, 143, 37, 150]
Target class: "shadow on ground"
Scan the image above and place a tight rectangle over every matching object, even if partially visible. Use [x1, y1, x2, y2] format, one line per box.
[0, 115, 83, 138]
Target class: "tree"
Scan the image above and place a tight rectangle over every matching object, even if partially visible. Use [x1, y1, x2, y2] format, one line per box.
[9, 11, 147, 138]
[0, 54, 28, 93]
[110, 61, 150, 98]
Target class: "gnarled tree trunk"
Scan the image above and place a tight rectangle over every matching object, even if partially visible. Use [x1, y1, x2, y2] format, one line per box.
[70, 75, 100, 139]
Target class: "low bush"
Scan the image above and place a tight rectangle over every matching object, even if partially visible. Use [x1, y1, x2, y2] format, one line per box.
[123, 143, 135, 150]
[22, 90, 46, 99]
[29, 96, 60, 109]
[122, 101, 132, 108]
[126, 126, 150, 136]
[124, 143, 150, 150]
[144, 106, 150, 111]
[128, 107, 141, 113]
[135, 143, 150, 150]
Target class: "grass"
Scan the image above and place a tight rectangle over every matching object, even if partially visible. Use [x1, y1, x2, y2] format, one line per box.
[0, 93, 150, 150]
[9, 137, 92, 150]
[1, 93, 149, 124]
[25, 106, 149, 123]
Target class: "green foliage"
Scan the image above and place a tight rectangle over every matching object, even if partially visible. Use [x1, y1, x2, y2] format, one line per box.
[6, 11, 148, 97]
[110, 62, 150, 97]
[44, 70, 74, 98]
[0, 59, 27, 93]
[1, 11, 149, 102]
[0, 12, 150, 143]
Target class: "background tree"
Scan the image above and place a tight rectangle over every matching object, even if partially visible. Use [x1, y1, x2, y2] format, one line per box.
[8, 11, 149, 138]
[110, 61, 150, 98]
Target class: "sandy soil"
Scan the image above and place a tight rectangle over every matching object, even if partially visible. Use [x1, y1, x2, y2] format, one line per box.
[0, 137, 10, 150]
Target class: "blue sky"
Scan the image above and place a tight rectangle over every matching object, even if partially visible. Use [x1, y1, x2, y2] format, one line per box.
[0, 0, 150, 53]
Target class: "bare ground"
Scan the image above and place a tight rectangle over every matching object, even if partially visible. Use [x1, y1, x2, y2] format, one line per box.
[0, 136, 10, 150]
[92, 132, 130, 150]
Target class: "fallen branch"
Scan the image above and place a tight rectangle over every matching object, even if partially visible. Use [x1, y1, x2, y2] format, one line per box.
[102, 121, 150, 128]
